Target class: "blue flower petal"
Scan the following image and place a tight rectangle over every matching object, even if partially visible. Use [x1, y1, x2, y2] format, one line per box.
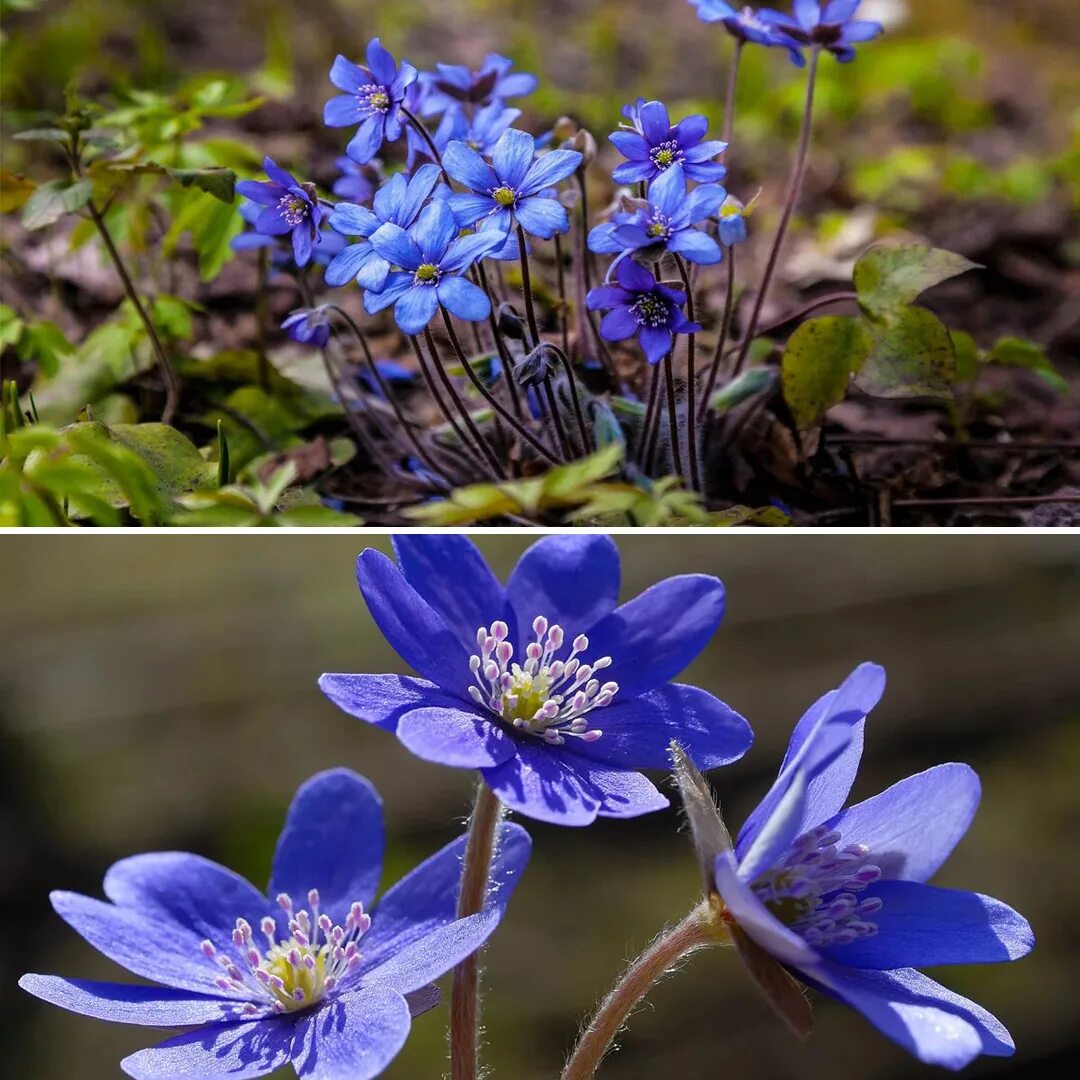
[103, 853, 272, 943]
[819, 881, 1034, 970]
[361, 822, 530, 973]
[668, 228, 723, 265]
[291, 987, 411, 1080]
[330, 203, 379, 238]
[268, 770, 385, 921]
[121, 1015, 296, 1080]
[368, 222, 423, 270]
[584, 574, 726, 699]
[48, 892, 235, 996]
[354, 549, 472, 693]
[672, 114, 709, 147]
[586, 763, 669, 818]
[449, 192, 498, 227]
[324, 243, 374, 288]
[330, 54, 367, 94]
[840, 19, 884, 42]
[411, 200, 459, 261]
[491, 128, 535, 190]
[481, 740, 602, 826]
[292, 226, 314, 268]
[17, 976, 235, 1027]
[822, 0, 859, 22]
[399, 164, 443, 223]
[736, 662, 885, 869]
[444, 140, 500, 193]
[263, 157, 298, 190]
[612, 159, 656, 185]
[392, 536, 507, 652]
[324, 94, 365, 128]
[394, 285, 439, 335]
[235, 181, 277, 206]
[520, 148, 582, 195]
[638, 100, 671, 143]
[505, 535, 621, 642]
[609, 130, 649, 160]
[600, 307, 637, 341]
[570, 683, 752, 771]
[436, 275, 491, 324]
[806, 964, 1015, 1070]
[347, 116, 385, 165]
[255, 207, 291, 236]
[396, 705, 516, 768]
[515, 196, 569, 239]
[821, 763, 981, 883]
[318, 672, 464, 731]
[365, 37, 398, 85]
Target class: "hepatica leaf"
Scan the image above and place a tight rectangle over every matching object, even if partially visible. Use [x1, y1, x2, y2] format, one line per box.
[781, 316, 870, 428]
[21, 179, 93, 230]
[854, 244, 980, 320]
[855, 307, 957, 399]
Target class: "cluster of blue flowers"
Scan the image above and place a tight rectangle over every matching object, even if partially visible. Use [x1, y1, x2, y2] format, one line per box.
[22, 536, 1032, 1077]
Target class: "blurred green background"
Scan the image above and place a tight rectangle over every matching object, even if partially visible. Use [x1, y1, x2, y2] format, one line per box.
[1, 534, 1079, 1078]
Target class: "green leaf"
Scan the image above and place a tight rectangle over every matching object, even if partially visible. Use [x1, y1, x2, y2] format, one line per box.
[0, 304, 25, 349]
[107, 162, 237, 203]
[951, 330, 981, 383]
[0, 170, 37, 212]
[709, 367, 778, 415]
[13, 127, 69, 144]
[854, 245, 980, 320]
[21, 179, 93, 230]
[781, 316, 870, 428]
[855, 307, 956, 399]
[985, 337, 1068, 394]
[18, 320, 75, 377]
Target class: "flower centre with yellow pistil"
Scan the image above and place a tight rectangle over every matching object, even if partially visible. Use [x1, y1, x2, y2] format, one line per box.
[491, 185, 518, 208]
[630, 294, 670, 328]
[359, 83, 391, 113]
[278, 195, 309, 227]
[751, 824, 884, 948]
[200, 890, 371, 1016]
[468, 616, 618, 744]
[650, 140, 684, 170]
[414, 263, 441, 286]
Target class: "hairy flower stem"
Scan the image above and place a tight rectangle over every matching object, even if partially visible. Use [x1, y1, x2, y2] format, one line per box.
[731, 46, 821, 379]
[640, 363, 662, 472]
[450, 782, 504, 1080]
[328, 305, 444, 477]
[575, 171, 619, 385]
[474, 263, 525, 422]
[674, 255, 701, 491]
[562, 904, 717, 1080]
[85, 197, 181, 425]
[401, 107, 452, 185]
[699, 245, 737, 421]
[415, 331, 503, 479]
[663, 354, 685, 485]
[554, 231, 571, 357]
[516, 225, 573, 459]
[439, 307, 561, 465]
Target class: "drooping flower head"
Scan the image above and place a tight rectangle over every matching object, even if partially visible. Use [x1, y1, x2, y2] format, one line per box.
[324, 40, 419, 164]
[611, 100, 728, 186]
[445, 128, 583, 240]
[685, 663, 1033, 1070]
[363, 201, 505, 335]
[760, 0, 883, 62]
[588, 163, 727, 266]
[326, 163, 445, 291]
[689, 1, 806, 63]
[282, 306, 332, 347]
[587, 258, 702, 365]
[19, 769, 531, 1080]
[235, 157, 324, 267]
[419, 53, 538, 120]
[320, 536, 752, 826]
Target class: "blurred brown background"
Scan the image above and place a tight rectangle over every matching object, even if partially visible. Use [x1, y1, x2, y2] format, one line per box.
[1, 533, 1078, 1078]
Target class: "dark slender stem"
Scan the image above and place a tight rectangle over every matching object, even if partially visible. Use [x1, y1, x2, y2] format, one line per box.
[723, 41, 744, 147]
[575, 171, 619, 383]
[663, 353, 684, 485]
[401, 106, 452, 184]
[86, 198, 181, 423]
[439, 308, 560, 465]
[554, 231, 570, 357]
[516, 223, 542, 347]
[450, 782, 504, 1080]
[641, 363, 663, 473]
[699, 246, 737, 420]
[329, 306, 444, 477]
[543, 377, 573, 459]
[553, 344, 592, 456]
[475, 262, 525, 421]
[674, 255, 700, 491]
[731, 46, 821, 379]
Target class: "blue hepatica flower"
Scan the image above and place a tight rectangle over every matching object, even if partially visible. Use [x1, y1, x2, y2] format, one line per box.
[282, 306, 332, 347]
[445, 128, 583, 241]
[710, 663, 1034, 1070]
[319, 536, 752, 826]
[233, 200, 344, 273]
[689, 1, 806, 63]
[235, 157, 324, 267]
[761, 0, 883, 62]
[419, 53, 538, 120]
[717, 193, 751, 246]
[19, 769, 531, 1080]
[326, 163, 444, 291]
[612, 100, 728, 185]
[364, 200, 504, 335]
[587, 258, 702, 364]
[324, 39, 418, 164]
[588, 163, 726, 266]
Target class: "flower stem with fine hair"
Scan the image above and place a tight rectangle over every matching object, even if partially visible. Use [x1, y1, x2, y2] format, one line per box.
[450, 782, 505, 1080]
[562, 903, 718, 1080]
